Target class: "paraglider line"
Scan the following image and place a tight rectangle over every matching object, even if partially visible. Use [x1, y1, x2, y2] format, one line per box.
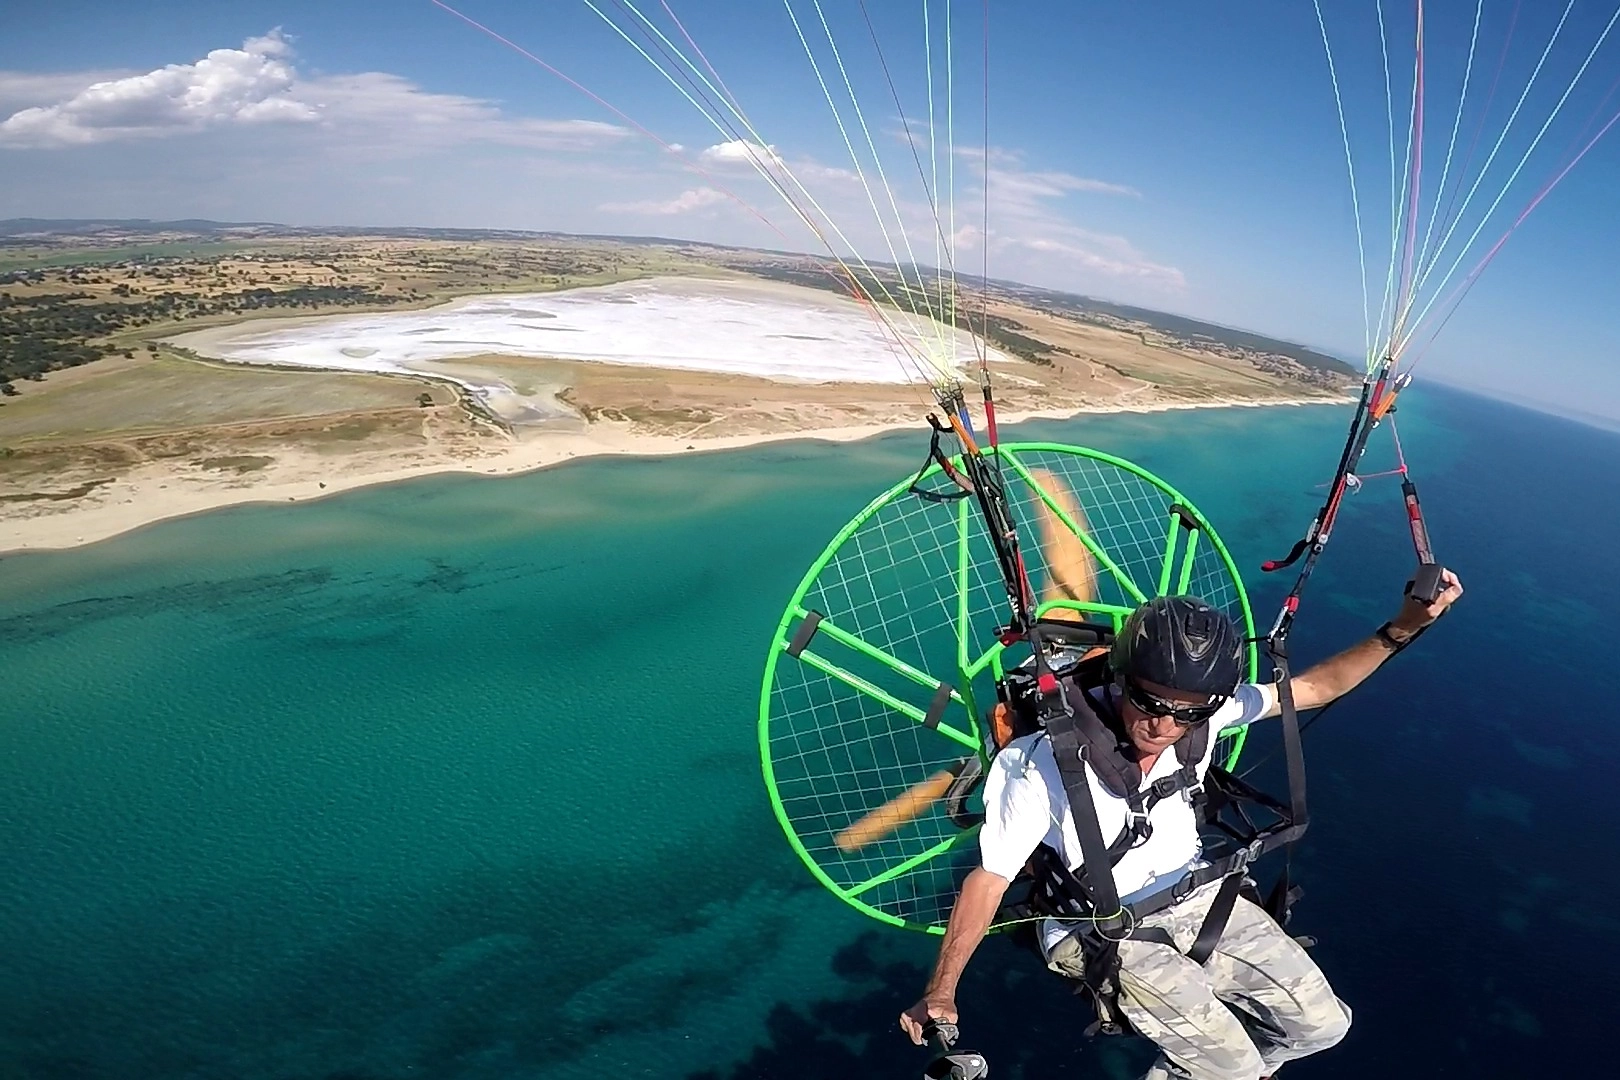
[1391, 0, 1426, 347]
[1400, 2, 1620, 360]
[1412, 0, 1483, 295]
[1406, 100, 1620, 370]
[782, 0, 954, 365]
[805, 0, 956, 358]
[980, 0, 992, 386]
[1406, 0, 1578, 311]
[1427, 0, 1521, 277]
[658, 0, 749, 121]
[1313, 0, 1374, 365]
[585, 0, 946, 389]
[855, 0, 974, 330]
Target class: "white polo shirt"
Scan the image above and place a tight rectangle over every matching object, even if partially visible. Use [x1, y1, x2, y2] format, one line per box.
[978, 682, 1277, 904]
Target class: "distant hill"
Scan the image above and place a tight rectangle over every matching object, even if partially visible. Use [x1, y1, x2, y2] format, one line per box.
[0, 218, 280, 237]
[991, 281, 1361, 378]
[0, 218, 1359, 376]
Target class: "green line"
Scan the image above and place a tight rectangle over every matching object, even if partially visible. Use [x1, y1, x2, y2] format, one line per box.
[792, 647, 979, 752]
[955, 495, 973, 674]
[1035, 600, 1134, 622]
[954, 677, 983, 755]
[963, 646, 998, 680]
[845, 829, 977, 898]
[1176, 527, 1201, 595]
[1156, 510, 1181, 597]
[794, 606, 954, 696]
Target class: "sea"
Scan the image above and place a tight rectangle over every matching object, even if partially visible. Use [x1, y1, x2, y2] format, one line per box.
[2, 383, 1616, 1080]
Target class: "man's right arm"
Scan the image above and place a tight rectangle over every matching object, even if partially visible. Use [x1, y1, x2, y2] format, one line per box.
[897, 867, 1012, 1044]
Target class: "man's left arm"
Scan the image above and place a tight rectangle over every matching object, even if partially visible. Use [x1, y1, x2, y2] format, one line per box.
[1260, 568, 1464, 717]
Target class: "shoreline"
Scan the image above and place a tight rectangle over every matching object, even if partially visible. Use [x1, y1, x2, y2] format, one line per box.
[0, 394, 1349, 557]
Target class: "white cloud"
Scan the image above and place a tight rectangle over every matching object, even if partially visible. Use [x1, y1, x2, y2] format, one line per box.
[0, 71, 132, 114]
[795, 161, 862, 185]
[958, 146, 1140, 199]
[601, 187, 730, 215]
[0, 31, 629, 153]
[293, 72, 625, 152]
[701, 139, 782, 166]
[952, 147, 1181, 288]
[0, 32, 315, 148]
[991, 166, 1139, 201]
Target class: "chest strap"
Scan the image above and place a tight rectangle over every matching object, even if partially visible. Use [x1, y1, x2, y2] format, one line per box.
[1038, 643, 1309, 959]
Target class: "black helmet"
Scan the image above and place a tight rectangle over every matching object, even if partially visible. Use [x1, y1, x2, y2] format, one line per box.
[1110, 595, 1243, 701]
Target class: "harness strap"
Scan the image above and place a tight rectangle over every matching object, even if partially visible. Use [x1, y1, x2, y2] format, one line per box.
[1127, 927, 1176, 949]
[1185, 873, 1245, 965]
[1101, 774, 1199, 864]
[1047, 721, 1126, 929]
[1272, 643, 1308, 831]
[1123, 819, 1307, 923]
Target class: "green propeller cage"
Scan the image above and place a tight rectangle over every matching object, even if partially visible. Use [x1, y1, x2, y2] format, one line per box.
[759, 443, 1258, 933]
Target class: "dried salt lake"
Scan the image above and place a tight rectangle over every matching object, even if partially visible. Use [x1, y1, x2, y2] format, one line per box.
[169, 277, 1000, 423]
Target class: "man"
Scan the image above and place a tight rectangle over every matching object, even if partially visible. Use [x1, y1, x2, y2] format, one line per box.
[899, 569, 1464, 1080]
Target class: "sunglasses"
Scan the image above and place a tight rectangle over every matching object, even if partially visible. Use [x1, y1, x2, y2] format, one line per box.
[1119, 677, 1226, 726]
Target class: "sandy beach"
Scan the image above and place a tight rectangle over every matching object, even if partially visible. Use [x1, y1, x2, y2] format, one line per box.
[0, 394, 1347, 555]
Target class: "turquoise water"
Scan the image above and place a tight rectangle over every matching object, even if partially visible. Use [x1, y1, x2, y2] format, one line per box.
[4, 392, 1611, 1079]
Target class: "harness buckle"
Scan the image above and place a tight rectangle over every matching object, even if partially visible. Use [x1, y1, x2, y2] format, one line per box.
[1170, 873, 1198, 905]
[1148, 776, 1181, 801]
[1229, 838, 1265, 875]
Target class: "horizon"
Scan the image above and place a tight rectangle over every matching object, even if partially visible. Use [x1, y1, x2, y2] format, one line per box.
[3, 2, 1618, 418]
[0, 213, 1387, 370]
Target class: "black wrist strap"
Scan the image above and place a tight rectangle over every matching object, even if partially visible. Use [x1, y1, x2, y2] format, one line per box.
[1376, 621, 1415, 653]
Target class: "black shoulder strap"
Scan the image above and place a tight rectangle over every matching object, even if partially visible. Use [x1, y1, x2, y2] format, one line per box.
[1073, 682, 1142, 799]
[1260, 639, 1308, 925]
[1046, 716, 1126, 928]
[1270, 642, 1308, 831]
[1173, 715, 1210, 804]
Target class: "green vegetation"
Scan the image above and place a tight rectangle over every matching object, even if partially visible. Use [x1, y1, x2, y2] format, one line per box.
[1011, 287, 1360, 377]
[0, 284, 402, 394]
[1, 292, 134, 390]
[0, 242, 251, 272]
[975, 314, 1053, 366]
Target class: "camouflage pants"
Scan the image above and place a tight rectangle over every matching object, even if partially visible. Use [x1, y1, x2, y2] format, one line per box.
[1045, 879, 1351, 1080]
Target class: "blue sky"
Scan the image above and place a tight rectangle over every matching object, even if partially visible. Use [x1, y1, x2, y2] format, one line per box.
[2, 1, 1617, 417]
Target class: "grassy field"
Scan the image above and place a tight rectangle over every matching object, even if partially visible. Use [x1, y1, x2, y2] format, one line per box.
[0, 354, 451, 445]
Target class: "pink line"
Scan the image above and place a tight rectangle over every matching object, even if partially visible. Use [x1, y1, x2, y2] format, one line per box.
[1410, 101, 1620, 370]
[1430, 0, 1520, 263]
[428, 1, 775, 233]
[1396, 0, 1427, 336]
[658, 0, 747, 121]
